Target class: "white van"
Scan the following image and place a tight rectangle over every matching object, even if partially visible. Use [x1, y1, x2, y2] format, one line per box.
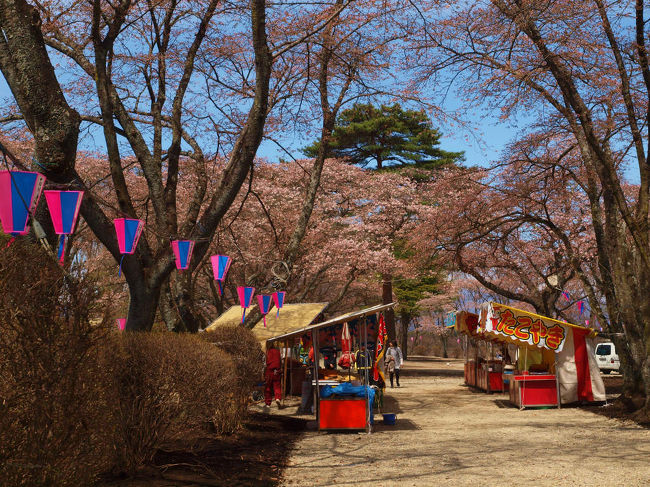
[595, 342, 620, 374]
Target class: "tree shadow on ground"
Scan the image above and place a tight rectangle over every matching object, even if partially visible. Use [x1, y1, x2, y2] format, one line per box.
[99, 413, 307, 487]
[400, 367, 464, 378]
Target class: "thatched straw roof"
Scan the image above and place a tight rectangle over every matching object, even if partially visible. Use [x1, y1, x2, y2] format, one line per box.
[205, 303, 328, 347]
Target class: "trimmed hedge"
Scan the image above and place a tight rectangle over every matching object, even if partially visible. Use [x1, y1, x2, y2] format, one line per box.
[0, 240, 263, 485]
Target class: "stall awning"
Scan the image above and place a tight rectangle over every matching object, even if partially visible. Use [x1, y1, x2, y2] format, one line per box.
[266, 302, 396, 344]
[481, 302, 596, 353]
[454, 302, 596, 353]
[206, 303, 328, 347]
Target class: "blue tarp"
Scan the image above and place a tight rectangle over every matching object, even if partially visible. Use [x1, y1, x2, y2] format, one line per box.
[320, 383, 375, 417]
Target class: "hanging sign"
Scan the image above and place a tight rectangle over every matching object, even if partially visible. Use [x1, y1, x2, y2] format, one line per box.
[171, 240, 195, 270]
[210, 254, 232, 295]
[113, 218, 144, 276]
[0, 170, 46, 236]
[237, 286, 255, 323]
[257, 294, 273, 327]
[272, 291, 285, 317]
[484, 302, 567, 352]
[44, 190, 84, 263]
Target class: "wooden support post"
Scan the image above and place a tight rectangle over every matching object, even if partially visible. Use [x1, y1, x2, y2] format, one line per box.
[282, 339, 289, 405]
[313, 330, 320, 423]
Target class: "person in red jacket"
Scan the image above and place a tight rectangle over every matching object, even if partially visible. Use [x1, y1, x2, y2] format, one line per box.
[265, 346, 282, 408]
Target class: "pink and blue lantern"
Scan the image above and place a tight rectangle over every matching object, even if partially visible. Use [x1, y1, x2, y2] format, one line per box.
[272, 291, 285, 317]
[116, 318, 126, 331]
[171, 240, 195, 270]
[0, 170, 46, 237]
[44, 190, 83, 264]
[577, 300, 584, 316]
[257, 294, 273, 327]
[113, 218, 144, 276]
[237, 286, 255, 323]
[210, 254, 232, 295]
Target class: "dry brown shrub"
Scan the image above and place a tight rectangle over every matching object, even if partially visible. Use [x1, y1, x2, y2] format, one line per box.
[201, 325, 265, 413]
[0, 237, 114, 486]
[108, 332, 238, 472]
[0, 237, 254, 481]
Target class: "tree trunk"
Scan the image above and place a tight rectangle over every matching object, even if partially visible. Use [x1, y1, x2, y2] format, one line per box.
[172, 272, 205, 333]
[0, 0, 80, 180]
[159, 278, 181, 331]
[126, 281, 162, 332]
[382, 274, 396, 340]
[399, 310, 410, 360]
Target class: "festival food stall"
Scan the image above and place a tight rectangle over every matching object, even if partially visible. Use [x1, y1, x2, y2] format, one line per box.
[266, 302, 395, 432]
[454, 303, 606, 409]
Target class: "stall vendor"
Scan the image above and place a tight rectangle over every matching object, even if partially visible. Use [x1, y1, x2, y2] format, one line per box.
[355, 345, 373, 383]
[264, 346, 282, 408]
[322, 347, 337, 369]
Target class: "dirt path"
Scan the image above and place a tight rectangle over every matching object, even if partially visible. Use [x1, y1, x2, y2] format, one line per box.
[279, 357, 650, 487]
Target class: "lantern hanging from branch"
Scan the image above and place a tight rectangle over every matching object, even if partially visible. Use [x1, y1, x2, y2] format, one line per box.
[237, 286, 255, 324]
[257, 294, 273, 327]
[113, 218, 144, 276]
[272, 291, 285, 317]
[44, 190, 83, 264]
[116, 318, 126, 331]
[210, 254, 232, 295]
[171, 240, 195, 270]
[0, 171, 46, 239]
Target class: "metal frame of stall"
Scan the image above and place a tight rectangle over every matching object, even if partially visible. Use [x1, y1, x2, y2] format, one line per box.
[266, 302, 396, 433]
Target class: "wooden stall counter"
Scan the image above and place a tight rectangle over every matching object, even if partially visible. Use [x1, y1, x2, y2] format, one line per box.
[464, 361, 477, 387]
[509, 374, 559, 410]
[477, 361, 504, 393]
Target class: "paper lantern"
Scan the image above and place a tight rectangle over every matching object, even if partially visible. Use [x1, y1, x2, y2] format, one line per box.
[44, 190, 83, 264]
[577, 301, 584, 316]
[113, 218, 144, 276]
[210, 255, 232, 295]
[116, 318, 126, 331]
[257, 294, 273, 327]
[272, 291, 285, 317]
[171, 240, 195, 270]
[237, 286, 255, 323]
[0, 170, 46, 237]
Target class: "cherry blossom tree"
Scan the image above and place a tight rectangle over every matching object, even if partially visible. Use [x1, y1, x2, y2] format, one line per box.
[0, 0, 357, 331]
[407, 0, 650, 411]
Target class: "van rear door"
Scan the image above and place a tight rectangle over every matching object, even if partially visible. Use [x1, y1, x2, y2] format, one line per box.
[596, 343, 611, 365]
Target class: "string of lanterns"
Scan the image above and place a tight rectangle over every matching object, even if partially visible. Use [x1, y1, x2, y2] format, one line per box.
[0, 170, 288, 331]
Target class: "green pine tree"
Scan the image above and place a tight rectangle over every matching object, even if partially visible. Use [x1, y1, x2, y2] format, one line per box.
[303, 103, 464, 170]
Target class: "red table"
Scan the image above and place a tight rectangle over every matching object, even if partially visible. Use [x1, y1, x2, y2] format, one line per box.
[509, 374, 559, 409]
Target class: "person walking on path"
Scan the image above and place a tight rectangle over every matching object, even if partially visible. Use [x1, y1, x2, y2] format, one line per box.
[264, 346, 282, 408]
[385, 341, 403, 387]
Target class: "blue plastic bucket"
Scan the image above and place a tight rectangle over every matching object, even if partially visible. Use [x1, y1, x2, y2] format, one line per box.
[382, 413, 396, 425]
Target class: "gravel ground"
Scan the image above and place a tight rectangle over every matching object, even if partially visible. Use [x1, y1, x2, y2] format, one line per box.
[279, 357, 650, 487]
